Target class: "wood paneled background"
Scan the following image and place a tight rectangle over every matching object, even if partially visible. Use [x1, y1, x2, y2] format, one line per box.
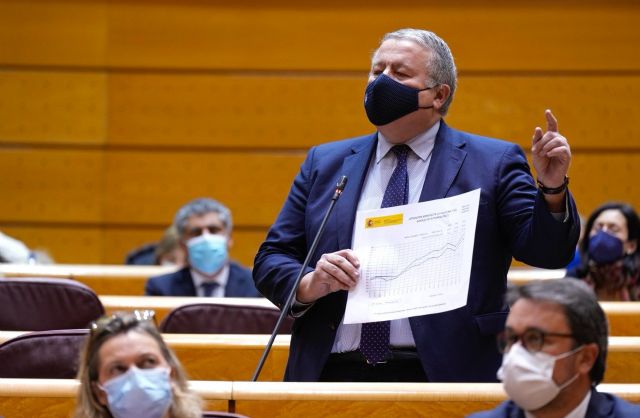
[1, 0, 638, 265]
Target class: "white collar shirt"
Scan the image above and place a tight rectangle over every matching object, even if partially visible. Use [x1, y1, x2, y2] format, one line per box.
[190, 264, 230, 297]
[524, 390, 591, 418]
[331, 120, 440, 353]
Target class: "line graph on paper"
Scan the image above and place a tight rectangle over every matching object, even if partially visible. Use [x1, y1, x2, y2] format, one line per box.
[362, 222, 466, 298]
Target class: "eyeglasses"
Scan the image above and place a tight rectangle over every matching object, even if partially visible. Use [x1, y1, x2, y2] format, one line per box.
[89, 310, 157, 337]
[497, 328, 575, 353]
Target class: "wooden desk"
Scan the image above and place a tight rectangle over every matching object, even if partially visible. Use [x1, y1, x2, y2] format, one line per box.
[100, 296, 640, 337]
[100, 295, 275, 322]
[506, 267, 566, 286]
[232, 382, 640, 417]
[165, 334, 291, 382]
[0, 263, 176, 295]
[1, 264, 566, 296]
[601, 302, 640, 336]
[0, 332, 290, 382]
[1, 379, 640, 418]
[0, 378, 230, 417]
[1, 332, 639, 383]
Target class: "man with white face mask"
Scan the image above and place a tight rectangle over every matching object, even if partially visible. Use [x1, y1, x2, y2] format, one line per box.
[468, 279, 640, 418]
[145, 198, 261, 298]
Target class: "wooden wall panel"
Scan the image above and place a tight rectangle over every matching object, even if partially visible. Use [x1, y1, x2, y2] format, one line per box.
[2, 149, 637, 228]
[0, 150, 103, 223]
[1, 0, 638, 264]
[108, 74, 371, 148]
[2, 1, 638, 71]
[107, 73, 640, 150]
[1, 226, 267, 266]
[2, 71, 636, 150]
[0, 226, 103, 264]
[569, 153, 640, 217]
[103, 228, 266, 266]
[0, 71, 107, 144]
[103, 151, 304, 226]
[449, 76, 640, 150]
[107, 1, 640, 71]
[0, 0, 106, 66]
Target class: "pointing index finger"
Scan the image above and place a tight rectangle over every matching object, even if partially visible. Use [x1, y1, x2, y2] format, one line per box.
[545, 109, 558, 133]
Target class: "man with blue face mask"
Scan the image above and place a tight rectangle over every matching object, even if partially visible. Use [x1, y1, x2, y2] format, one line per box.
[253, 28, 580, 382]
[145, 198, 261, 298]
[468, 279, 640, 417]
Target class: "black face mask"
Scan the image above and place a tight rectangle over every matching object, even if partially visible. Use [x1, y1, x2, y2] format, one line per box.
[364, 73, 435, 126]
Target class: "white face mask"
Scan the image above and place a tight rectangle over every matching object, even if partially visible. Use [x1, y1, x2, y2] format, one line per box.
[497, 343, 583, 411]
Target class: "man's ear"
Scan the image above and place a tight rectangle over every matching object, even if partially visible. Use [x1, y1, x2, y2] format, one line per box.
[577, 343, 598, 375]
[92, 381, 108, 406]
[432, 84, 451, 112]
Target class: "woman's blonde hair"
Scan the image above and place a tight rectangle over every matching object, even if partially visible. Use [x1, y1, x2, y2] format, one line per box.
[73, 311, 202, 418]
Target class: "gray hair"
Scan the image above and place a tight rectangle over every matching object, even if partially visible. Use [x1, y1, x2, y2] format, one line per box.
[379, 28, 457, 116]
[173, 198, 232, 237]
[506, 279, 608, 385]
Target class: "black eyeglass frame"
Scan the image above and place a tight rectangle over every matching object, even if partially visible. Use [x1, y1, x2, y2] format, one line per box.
[497, 327, 575, 353]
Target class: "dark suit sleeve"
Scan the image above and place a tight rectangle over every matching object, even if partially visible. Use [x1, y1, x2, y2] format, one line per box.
[228, 262, 262, 297]
[253, 147, 318, 309]
[144, 277, 162, 296]
[495, 143, 579, 268]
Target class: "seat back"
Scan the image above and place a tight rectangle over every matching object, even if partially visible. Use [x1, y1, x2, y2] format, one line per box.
[160, 303, 293, 334]
[0, 329, 88, 378]
[0, 277, 104, 330]
[202, 412, 251, 418]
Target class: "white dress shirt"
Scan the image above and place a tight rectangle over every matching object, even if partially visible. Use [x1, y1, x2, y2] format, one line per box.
[331, 121, 440, 353]
[191, 264, 230, 297]
[524, 390, 590, 418]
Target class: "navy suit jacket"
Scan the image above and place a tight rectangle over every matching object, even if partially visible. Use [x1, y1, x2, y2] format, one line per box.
[253, 121, 580, 382]
[145, 261, 261, 297]
[467, 388, 640, 417]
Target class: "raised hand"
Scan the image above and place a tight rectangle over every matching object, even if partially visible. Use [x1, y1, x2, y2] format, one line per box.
[531, 109, 571, 189]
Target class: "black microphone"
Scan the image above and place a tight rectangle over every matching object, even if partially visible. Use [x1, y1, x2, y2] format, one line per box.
[251, 175, 348, 381]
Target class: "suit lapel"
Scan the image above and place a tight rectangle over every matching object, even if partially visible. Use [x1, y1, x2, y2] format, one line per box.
[586, 389, 615, 418]
[224, 263, 238, 297]
[420, 120, 467, 202]
[178, 268, 198, 296]
[336, 134, 377, 250]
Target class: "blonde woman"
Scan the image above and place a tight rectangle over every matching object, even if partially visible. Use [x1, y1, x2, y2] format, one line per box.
[73, 310, 202, 418]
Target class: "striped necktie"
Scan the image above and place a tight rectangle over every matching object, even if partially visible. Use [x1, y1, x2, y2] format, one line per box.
[359, 144, 410, 363]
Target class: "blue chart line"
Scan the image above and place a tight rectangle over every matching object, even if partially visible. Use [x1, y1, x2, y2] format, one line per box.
[364, 233, 464, 298]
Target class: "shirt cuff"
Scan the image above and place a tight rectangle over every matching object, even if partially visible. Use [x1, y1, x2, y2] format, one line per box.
[291, 298, 314, 317]
[550, 194, 570, 223]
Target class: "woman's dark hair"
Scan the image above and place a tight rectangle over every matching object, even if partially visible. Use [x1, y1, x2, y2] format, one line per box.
[574, 202, 640, 278]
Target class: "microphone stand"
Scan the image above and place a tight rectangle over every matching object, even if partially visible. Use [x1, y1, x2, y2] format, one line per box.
[251, 175, 348, 382]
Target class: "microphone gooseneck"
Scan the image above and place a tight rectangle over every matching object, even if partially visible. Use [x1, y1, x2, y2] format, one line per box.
[251, 175, 348, 381]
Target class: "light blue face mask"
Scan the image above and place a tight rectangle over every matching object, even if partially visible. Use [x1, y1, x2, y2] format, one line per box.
[187, 234, 228, 275]
[100, 367, 172, 418]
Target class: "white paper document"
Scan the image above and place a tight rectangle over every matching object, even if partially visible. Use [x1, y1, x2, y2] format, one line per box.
[343, 189, 481, 324]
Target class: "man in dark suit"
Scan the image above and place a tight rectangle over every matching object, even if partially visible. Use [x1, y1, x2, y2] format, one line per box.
[146, 198, 261, 298]
[468, 279, 640, 417]
[253, 28, 579, 382]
